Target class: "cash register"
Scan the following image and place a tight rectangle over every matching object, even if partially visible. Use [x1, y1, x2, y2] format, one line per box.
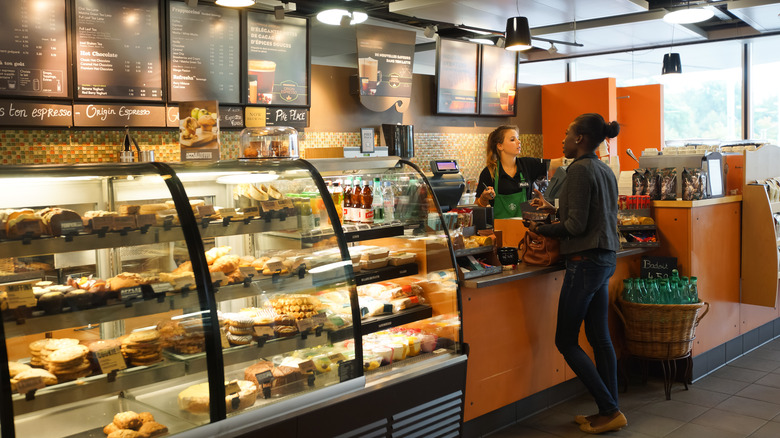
[426, 160, 465, 212]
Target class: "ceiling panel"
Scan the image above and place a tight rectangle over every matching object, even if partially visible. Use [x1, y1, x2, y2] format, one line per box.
[730, 3, 780, 31]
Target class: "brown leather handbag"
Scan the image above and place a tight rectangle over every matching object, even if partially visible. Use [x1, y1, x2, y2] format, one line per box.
[518, 229, 561, 266]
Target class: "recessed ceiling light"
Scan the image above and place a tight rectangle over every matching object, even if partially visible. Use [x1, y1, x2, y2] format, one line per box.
[215, 0, 255, 7]
[663, 8, 714, 24]
[316, 9, 368, 25]
[469, 38, 495, 45]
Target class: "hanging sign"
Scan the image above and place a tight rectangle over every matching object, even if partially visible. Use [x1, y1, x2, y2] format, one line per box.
[355, 24, 415, 113]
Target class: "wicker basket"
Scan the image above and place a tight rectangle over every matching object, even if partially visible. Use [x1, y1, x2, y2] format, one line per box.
[613, 298, 709, 360]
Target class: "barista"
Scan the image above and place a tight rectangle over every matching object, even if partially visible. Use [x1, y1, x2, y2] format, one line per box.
[475, 125, 547, 218]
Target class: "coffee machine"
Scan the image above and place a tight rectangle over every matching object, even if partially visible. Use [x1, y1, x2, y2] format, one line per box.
[381, 124, 414, 158]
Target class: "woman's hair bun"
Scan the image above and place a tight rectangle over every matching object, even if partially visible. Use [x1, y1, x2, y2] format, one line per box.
[604, 121, 620, 139]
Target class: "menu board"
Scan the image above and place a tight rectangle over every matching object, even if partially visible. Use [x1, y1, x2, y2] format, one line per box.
[73, 103, 166, 127]
[356, 25, 414, 98]
[0, 0, 68, 98]
[246, 12, 308, 106]
[74, 0, 163, 101]
[169, 2, 240, 103]
[479, 45, 517, 116]
[436, 40, 478, 115]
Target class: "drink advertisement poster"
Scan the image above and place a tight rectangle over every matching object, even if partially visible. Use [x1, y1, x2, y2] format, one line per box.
[479, 45, 517, 116]
[436, 39, 478, 115]
[355, 25, 415, 99]
[179, 100, 220, 161]
[246, 12, 308, 107]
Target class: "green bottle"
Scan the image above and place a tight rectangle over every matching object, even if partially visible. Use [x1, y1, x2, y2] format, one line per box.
[689, 277, 699, 304]
[622, 279, 634, 302]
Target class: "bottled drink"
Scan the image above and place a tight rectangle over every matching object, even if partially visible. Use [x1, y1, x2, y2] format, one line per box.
[622, 279, 634, 302]
[351, 177, 362, 223]
[360, 179, 374, 223]
[645, 279, 659, 304]
[397, 176, 411, 221]
[300, 197, 314, 231]
[331, 181, 343, 223]
[343, 177, 353, 222]
[635, 279, 649, 303]
[383, 181, 395, 223]
[659, 278, 673, 304]
[372, 177, 384, 224]
[689, 277, 699, 304]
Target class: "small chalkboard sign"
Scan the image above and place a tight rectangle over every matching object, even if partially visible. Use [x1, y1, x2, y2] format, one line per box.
[640, 256, 678, 279]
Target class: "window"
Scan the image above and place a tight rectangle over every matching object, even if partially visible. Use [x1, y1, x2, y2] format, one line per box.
[750, 35, 780, 144]
[517, 59, 566, 85]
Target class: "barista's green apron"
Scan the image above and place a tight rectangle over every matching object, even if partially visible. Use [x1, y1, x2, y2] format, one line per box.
[493, 169, 527, 219]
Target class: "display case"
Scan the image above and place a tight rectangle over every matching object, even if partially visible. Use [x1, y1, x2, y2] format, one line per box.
[0, 157, 464, 437]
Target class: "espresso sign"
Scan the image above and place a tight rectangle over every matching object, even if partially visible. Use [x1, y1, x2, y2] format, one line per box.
[0, 100, 72, 127]
[75, 0, 163, 101]
[73, 103, 166, 127]
[169, 3, 240, 103]
[246, 12, 308, 106]
[436, 39, 479, 115]
[0, 0, 68, 98]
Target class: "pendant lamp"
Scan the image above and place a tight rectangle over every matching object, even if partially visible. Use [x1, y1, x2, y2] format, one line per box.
[662, 53, 682, 75]
[505, 16, 532, 51]
[215, 0, 254, 7]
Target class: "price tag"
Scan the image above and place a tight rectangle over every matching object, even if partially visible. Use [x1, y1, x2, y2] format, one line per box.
[280, 199, 295, 211]
[240, 206, 260, 218]
[338, 359, 356, 383]
[312, 313, 328, 327]
[225, 381, 241, 396]
[296, 318, 314, 333]
[328, 352, 347, 363]
[211, 271, 228, 286]
[218, 208, 236, 218]
[261, 201, 280, 212]
[239, 266, 258, 278]
[253, 326, 274, 337]
[297, 360, 316, 373]
[15, 376, 45, 395]
[2, 280, 37, 309]
[197, 205, 216, 218]
[94, 346, 128, 374]
[59, 220, 84, 235]
[220, 328, 230, 349]
[135, 214, 156, 228]
[254, 370, 274, 385]
[120, 286, 143, 301]
[113, 216, 137, 231]
[150, 282, 174, 294]
[89, 216, 114, 232]
[172, 275, 194, 291]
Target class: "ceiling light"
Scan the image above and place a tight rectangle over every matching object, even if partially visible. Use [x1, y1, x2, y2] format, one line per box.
[424, 25, 438, 39]
[662, 53, 682, 75]
[469, 38, 495, 45]
[215, 0, 254, 7]
[548, 42, 558, 54]
[495, 37, 505, 48]
[317, 9, 368, 26]
[663, 7, 714, 24]
[505, 16, 532, 51]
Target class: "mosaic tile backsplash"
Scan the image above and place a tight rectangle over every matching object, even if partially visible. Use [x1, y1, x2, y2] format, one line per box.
[0, 129, 542, 185]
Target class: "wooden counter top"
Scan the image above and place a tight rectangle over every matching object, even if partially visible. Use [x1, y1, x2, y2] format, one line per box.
[462, 247, 649, 289]
[652, 195, 742, 209]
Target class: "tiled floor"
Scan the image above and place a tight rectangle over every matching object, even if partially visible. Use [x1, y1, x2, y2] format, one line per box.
[488, 337, 780, 438]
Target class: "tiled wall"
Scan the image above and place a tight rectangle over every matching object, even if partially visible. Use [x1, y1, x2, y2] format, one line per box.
[0, 129, 543, 185]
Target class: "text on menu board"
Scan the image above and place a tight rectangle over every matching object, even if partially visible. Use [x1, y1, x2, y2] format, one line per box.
[0, 0, 69, 98]
[73, 104, 166, 127]
[245, 107, 307, 128]
[0, 100, 72, 127]
[74, 0, 163, 101]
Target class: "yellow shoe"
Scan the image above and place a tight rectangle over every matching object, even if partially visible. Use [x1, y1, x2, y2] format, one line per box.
[574, 415, 589, 425]
[579, 412, 627, 434]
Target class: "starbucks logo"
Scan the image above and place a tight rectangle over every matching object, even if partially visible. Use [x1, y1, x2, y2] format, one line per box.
[279, 80, 300, 103]
[509, 203, 517, 211]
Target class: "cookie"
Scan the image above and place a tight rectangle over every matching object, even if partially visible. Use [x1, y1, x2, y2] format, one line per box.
[8, 361, 31, 378]
[138, 421, 168, 437]
[226, 333, 253, 346]
[227, 325, 253, 336]
[48, 345, 88, 364]
[107, 430, 142, 438]
[137, 412, 155, 424]
[125, 330, 160, 344]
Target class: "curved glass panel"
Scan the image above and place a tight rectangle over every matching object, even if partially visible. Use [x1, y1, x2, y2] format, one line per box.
[0, 163, 212, 436]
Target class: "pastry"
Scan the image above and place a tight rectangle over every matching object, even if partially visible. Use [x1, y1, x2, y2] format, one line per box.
[8, 361, 31, 378]
[137, 412, 155, 424]
[244, 361, 304, 397]
[37, 291, 65, 314]
[138, 204, 169, 215]
[107, 430, 142, 438]
[209, 255, 240, 274]
[248, 184, 269, 202]
[113, 411, 142, 430]
[121, 330, 162, 366]
[226, 333, 253, 345]
[137, 421, 168, 437]
[38, 208, 83, 236]
[103, 423, 120, 435]
[118, 205, 141, 216]
[64, 289, 91, 310]
[11, 368, 57, 392]
[6, 214, 45, 239]
[274, 325, 298, 338]
[250, 257, 269, 270]
[177, 380, 257, 414]
[205, 246, 232, 265]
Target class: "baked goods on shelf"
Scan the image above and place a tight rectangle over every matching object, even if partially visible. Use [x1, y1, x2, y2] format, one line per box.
[158, 319, 205, 355]
[10, 368, 57, 393]
[120, 329, 162, 366]
[269, 294, 323, 320]
[244, 360, 304, 397]
[47, 344, 91, 382]
[103, 411, 167, 438]
[177, 380, 258, 414]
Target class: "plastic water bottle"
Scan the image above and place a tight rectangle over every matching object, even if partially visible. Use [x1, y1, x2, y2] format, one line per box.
[372, 178, 384, 224]
[622, 279, 634, 302]
[689, 277, 699, 304]
[382, 181, 395, 223]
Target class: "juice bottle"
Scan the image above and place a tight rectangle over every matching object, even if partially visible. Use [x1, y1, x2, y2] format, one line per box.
[361, 179, 374, 224]
[343, 177, 353, 223]
[372, 177, 384, 223]
[331, 180, 343, 222]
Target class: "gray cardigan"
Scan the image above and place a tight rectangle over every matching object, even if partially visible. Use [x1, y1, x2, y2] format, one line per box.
[536, 152, 620, 256]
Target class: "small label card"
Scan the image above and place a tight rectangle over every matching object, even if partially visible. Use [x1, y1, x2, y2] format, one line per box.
[297, 360, 316, 373]
[296, 317, 314, 333]
[59, 220, 84, 235]
[94, 346, 128, 374]
[2, 280, 37, 309]
[253, 325, 274, 337]
[225, 381, 241, 396]
[120, 286, 143, 301]
[15, 376, 45, 395]
[113, 215, 137, 231]
[254, 370, 274, 385]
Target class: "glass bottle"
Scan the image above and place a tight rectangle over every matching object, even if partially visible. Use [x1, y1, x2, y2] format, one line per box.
[343, 177, 353, 223]
[361, 179, 374, 224]
[300, 197, 313, 231]
[689, 277, 699, 304]
[647, 279, 661, 304]
[622, 279, 634, 302]
[331, 181, 343, 223]
[383, 181, 395, 223]
[635, 278, 648, 304]
[372, 177, 384, 224]
[658, 278, 673, 304]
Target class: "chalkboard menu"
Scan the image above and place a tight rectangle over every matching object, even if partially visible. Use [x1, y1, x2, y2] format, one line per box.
[73, 103, 166, 127]
[0, 100, 72, 127]
[0, 0, 68, 98]
[436, 39, 478, 115]
[74, 0, 163, 101]
[169, 2, 240, 103]
[246, 12, 308, 106]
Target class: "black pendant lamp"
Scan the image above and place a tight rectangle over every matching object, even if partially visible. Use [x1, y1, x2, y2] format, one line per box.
[505, 16, 532, 51]
[662, 53, 682, 75]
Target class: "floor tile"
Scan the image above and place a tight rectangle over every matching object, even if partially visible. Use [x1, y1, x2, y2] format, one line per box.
[729, 356, 780, 373]
[690, 408, 767, 436]
[637, 400, 709, 422]
[745, 348, 780, 362]
[748, 421, 780, 438]
[735, 384, 780, 404]
[755, 373, 780, 389]
[664, 423, 747, 438]
[695, 376, 752, 395]
[488, 424, 563, 438]
[522, 411, 591, 438]
[665, 386, 730, 408]
[619, 412, 684, 437]
[710, 366, 769, 383]
[715, 396, 780, 420]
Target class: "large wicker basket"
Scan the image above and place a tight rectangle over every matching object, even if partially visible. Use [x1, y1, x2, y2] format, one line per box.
[613, 298, 709, 360]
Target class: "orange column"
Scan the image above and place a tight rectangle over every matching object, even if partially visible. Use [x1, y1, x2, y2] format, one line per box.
[616, 85, 664, 171]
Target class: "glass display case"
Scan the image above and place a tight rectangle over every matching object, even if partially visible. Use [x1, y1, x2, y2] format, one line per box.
[0, 157, 463, 437]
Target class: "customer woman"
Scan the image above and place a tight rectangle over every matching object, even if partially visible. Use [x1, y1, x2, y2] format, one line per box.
[474, 125, 546, 218]
[528, 113, 625, 434]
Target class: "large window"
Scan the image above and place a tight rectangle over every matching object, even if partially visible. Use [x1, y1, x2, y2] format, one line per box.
[516, 59, 567, 85]
[750, 35, 780, 144]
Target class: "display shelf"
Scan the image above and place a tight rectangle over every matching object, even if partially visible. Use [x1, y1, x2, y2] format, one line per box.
[12, 361, 186, 416]
[617, 225, 657, 231]
[215, 272, 314, 301]
[621, 242, 661, 248]
[454, 246, 494, 258]
[343, 224, 405, 243]
[462, 265, 502, 280]
[354, 263, 419, 286]
[330, 305, 433, 342]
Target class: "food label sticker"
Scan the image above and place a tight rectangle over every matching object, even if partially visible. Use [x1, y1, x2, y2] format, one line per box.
[220, 328, 230, 349]
[197, 205, 216, 218]
[328, 352, 346, 363]
[297, 360, 316, 373]
[150, 282, 174, 294]
[218, 207, 237, 218]
[2, 280, 38, 309]
[59, 220, 84, 234]
[120, 286, 143, 301]
[135, 214, 156, 228]
[94, 346, 128, 373]
[280, 199, 295, 210]
[225, 381, 241, 396]
[172, 276, 193, 291]
[338, 359, 356, 382]
[90, 216, 114, 231]
[433, 348, 448, 354]
[113, 216, 136, 231]
[312, 313, 328, 326]
[210, 271, 228, 285]
[15, 376, 45, 395]
[253, 326, 274, 337]
[240, 206, 260, 217]
[16, 220, 43, 235]
[239, 266, 258, 278]
[255, 370, 274, 384]
[296, 318, 314, 333]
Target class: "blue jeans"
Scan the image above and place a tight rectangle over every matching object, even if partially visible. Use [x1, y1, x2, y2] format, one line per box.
[555, 255, 619, 415]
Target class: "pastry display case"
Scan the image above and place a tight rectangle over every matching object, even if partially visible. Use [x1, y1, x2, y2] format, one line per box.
[0, 157, 464, 437]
